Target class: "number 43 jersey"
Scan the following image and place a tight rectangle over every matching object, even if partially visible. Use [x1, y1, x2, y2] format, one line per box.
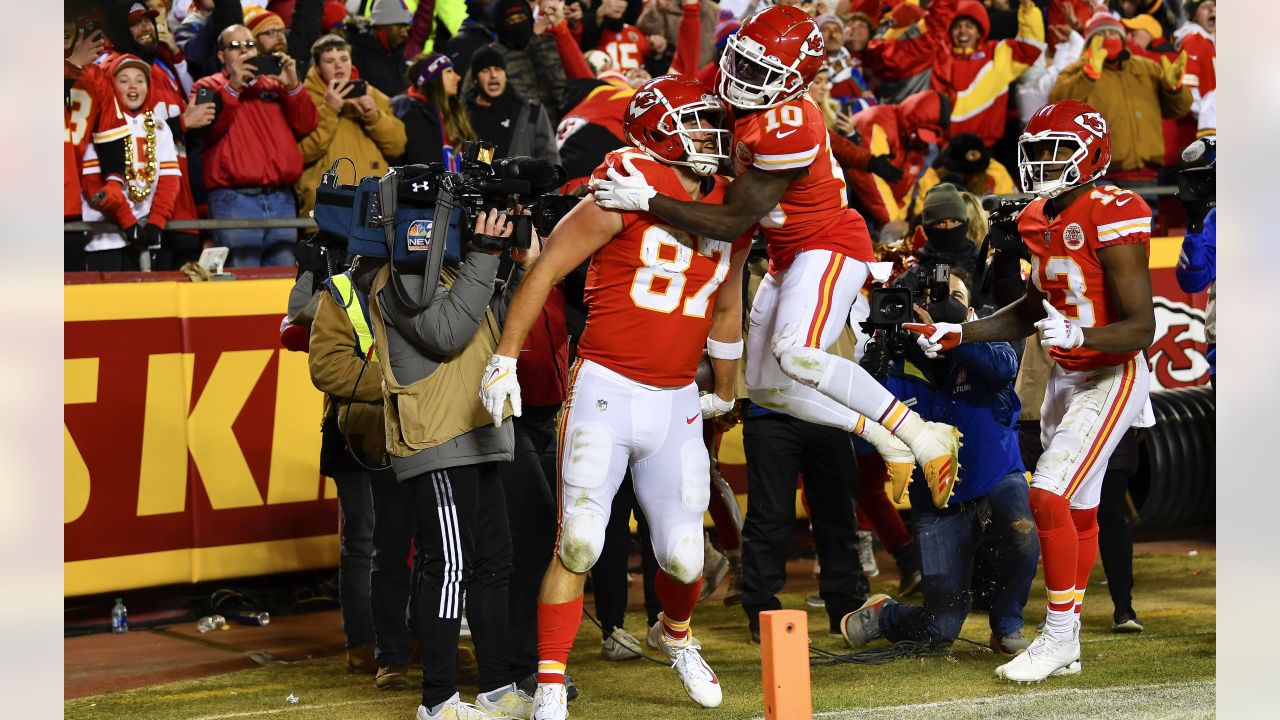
[1018, 184, 1152, 372]
[580, 149, 752, 387]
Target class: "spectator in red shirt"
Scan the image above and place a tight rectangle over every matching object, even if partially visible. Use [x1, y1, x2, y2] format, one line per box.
[191, 24, 318, 268]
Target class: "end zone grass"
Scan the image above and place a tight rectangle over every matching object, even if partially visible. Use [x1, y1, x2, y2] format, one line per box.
[65, 550, 1215, 720]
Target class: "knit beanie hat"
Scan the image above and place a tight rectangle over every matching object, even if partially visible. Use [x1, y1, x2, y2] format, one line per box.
[412, 52, 454, 89]
[922, 183, 968, 226]
[370, 0, 412, 26]
[1083, 12, 1125, 41]
[815, 14, 843, 31]
[470, 45, 507, 78]
[244, 7, 286, 37]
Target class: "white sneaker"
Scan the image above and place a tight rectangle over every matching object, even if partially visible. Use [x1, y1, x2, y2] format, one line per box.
[417, 692, 490, 720]
[995, 632, 1082, 682]
[647, 617, 723, 708]
[905, 421, 962, 508]
[476, 683, 533, 719]
[856, 531, 880, 577]
[531, 683, 567, 720]
[600, 627, 644, 661]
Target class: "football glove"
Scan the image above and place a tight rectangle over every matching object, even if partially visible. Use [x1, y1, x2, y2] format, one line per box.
[1034, 300, 1085, 350]
[1082, 34, 1107, 80]
[902, 322, 963, 358]
[1160, 51, 1188, 91]
[591, 156, 657, 212]
[699, 391, 734, 419]
[479, 354, 521, 427]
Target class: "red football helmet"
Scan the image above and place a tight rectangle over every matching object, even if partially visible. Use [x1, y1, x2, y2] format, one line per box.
[1017, 99, 1114, 197]
[718, 5, 825, 110]
[625, 75, 729, 176]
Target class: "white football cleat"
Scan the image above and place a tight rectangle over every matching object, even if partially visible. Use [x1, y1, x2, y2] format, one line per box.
[995, 631, 1082, 682]
[416, 693, 490, 720]
[648, 617, 723, 708]
[531, 683, 568, 720]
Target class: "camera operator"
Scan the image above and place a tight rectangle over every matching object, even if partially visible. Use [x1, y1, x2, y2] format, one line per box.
[306, 255, 416, 689]
[841, 269, 1039, 657]
[368, 208, 540, 719]
[1175, 137, 1216, 385]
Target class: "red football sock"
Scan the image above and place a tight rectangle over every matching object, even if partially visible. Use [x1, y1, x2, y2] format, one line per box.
[1071, 506, 1100, 615]
[536, 596, 583, 685]
[1031, 487, 1077, 640]
[656, 571, 701, 642]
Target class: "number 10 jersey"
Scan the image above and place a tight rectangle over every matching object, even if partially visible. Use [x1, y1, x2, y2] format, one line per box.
[579, 149, 752, 387]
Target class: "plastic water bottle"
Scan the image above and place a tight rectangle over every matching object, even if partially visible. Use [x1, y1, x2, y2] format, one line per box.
[111, 598, 128, 634]
[196, 614, 227, 633]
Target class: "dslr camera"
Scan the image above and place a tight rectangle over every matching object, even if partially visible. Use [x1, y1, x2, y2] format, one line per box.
[860, 264, 952, 380]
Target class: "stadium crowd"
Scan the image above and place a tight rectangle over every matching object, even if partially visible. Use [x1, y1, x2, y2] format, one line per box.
[65, 1, 1217, 718]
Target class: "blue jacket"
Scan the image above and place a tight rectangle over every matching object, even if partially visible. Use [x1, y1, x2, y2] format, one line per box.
[887, 343, 1025, 506]
[1176, 208, 1216, 374]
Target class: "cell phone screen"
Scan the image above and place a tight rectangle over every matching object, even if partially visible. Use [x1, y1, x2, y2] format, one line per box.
[346, 80, 367, 98]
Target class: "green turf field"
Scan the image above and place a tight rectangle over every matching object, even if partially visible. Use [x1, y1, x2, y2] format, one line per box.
[64, 550, 1215, 720]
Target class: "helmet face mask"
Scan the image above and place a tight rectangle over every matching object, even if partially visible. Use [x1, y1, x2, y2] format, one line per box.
[1017, 101, 1113, 198]
[626, 77, 730, 176]
[718, 34, 803, 109]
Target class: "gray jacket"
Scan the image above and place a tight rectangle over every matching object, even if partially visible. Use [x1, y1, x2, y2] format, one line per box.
[378, 250, 524, 479]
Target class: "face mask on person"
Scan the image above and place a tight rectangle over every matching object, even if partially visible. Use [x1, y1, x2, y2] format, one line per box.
[926, 296, 969, 325]
[924, 221, 971, 254]
[499, 13, 534, 50]
[1102, 36, 1125, 60]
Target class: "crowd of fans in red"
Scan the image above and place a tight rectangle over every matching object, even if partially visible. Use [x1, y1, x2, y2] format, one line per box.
[63, 0, 1216, 272]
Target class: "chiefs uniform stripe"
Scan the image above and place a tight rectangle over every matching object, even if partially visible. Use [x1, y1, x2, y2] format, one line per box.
[805, 254, 844, 346]
[91, 125, 131, 144]
[1097, 220, 1152, 242]
[753, 146, 820, 171]
[1065, 357, 1137, 499]
[551, 359, 586, 553]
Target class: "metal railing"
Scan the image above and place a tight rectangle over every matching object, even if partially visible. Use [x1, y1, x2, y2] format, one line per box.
[63, 217, 319, 233]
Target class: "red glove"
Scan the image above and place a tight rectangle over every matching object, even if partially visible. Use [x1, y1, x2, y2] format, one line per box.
[89, 183, 138, 231]
[903, 321, 963, 358]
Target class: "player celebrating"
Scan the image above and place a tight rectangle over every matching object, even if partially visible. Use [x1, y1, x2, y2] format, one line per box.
[479, 75, 747, 720]
[592, 5, 962, 508]
[905, 99, 1156, 682]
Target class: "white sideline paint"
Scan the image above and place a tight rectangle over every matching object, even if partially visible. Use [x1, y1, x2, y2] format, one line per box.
[754, 680, 1215, 720]
[188, 695, 403, 720]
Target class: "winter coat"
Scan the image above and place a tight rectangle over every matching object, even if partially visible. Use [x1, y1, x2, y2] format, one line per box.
[847, 91, 951, 226]
[460, 36, 566, 117]
[465, 86, 560, 165]
[1049, 53, 1192, 171]
[347, 22, 409, 98]
[192, 72, 319, 190]
[296, 65, 407, 217]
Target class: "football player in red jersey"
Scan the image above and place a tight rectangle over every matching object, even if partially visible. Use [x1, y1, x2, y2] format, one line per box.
[905, 99, 1157, 682]
[593, 5, 963, 508]
[480, 75, 746, 720]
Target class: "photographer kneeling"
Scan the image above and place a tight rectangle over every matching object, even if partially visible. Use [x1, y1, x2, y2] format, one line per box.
[842, 268, 1039, 656]
[369, 207, 539, 719]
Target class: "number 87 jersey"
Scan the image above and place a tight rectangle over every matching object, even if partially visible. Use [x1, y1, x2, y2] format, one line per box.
[1017, 183, 1153, 372]
[579, 149, 754, 387]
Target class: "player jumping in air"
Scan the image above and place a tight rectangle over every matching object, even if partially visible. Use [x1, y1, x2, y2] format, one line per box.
[592, 5, 963, 509]
[905, 99, 1157, 682]
[480, 75, 749, 720]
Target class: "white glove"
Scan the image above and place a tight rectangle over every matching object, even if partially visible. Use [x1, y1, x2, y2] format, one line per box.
[902, 322, 963, 359]
[479, 354, 521, 427]
[591, 156, 657, 212]
[1034, 300, 1085, 350]
[700, 391, 734, 419]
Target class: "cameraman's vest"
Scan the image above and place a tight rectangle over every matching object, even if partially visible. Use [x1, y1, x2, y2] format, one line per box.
[368, 264, 511, 457]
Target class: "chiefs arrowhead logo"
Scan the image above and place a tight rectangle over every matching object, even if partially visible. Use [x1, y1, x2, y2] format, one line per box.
[801, 26, 825, 58]
[1074, 111, 1108, 138]
[629, 89, 661, 118]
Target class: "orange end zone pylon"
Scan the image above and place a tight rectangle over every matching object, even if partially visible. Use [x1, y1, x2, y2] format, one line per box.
[760, 609, 812, 720]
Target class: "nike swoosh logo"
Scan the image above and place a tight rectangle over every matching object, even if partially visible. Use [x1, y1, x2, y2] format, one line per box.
[686, 415, 699, 424]
[775, 129, 797, 139]
[1115, 196, 1133, 206]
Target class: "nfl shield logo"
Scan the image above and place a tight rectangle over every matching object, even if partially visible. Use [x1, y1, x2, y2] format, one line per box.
[596, 399, 608, 412]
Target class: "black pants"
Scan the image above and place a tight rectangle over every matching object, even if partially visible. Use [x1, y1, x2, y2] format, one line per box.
[84, 247, 141, 272]
[65, 230, 86, 272]
[370, 466, 415, 665]
[408, 463, 514, 707]
[740, 412, 868, 634]
[593, 476, 661, 636]
[1097, 428, 1142, 614]
[497, 407, 560, 679]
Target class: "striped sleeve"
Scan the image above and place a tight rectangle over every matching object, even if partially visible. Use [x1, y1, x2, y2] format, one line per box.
[1096, 216, 1151, 243]
[752, 144, 820, 171]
